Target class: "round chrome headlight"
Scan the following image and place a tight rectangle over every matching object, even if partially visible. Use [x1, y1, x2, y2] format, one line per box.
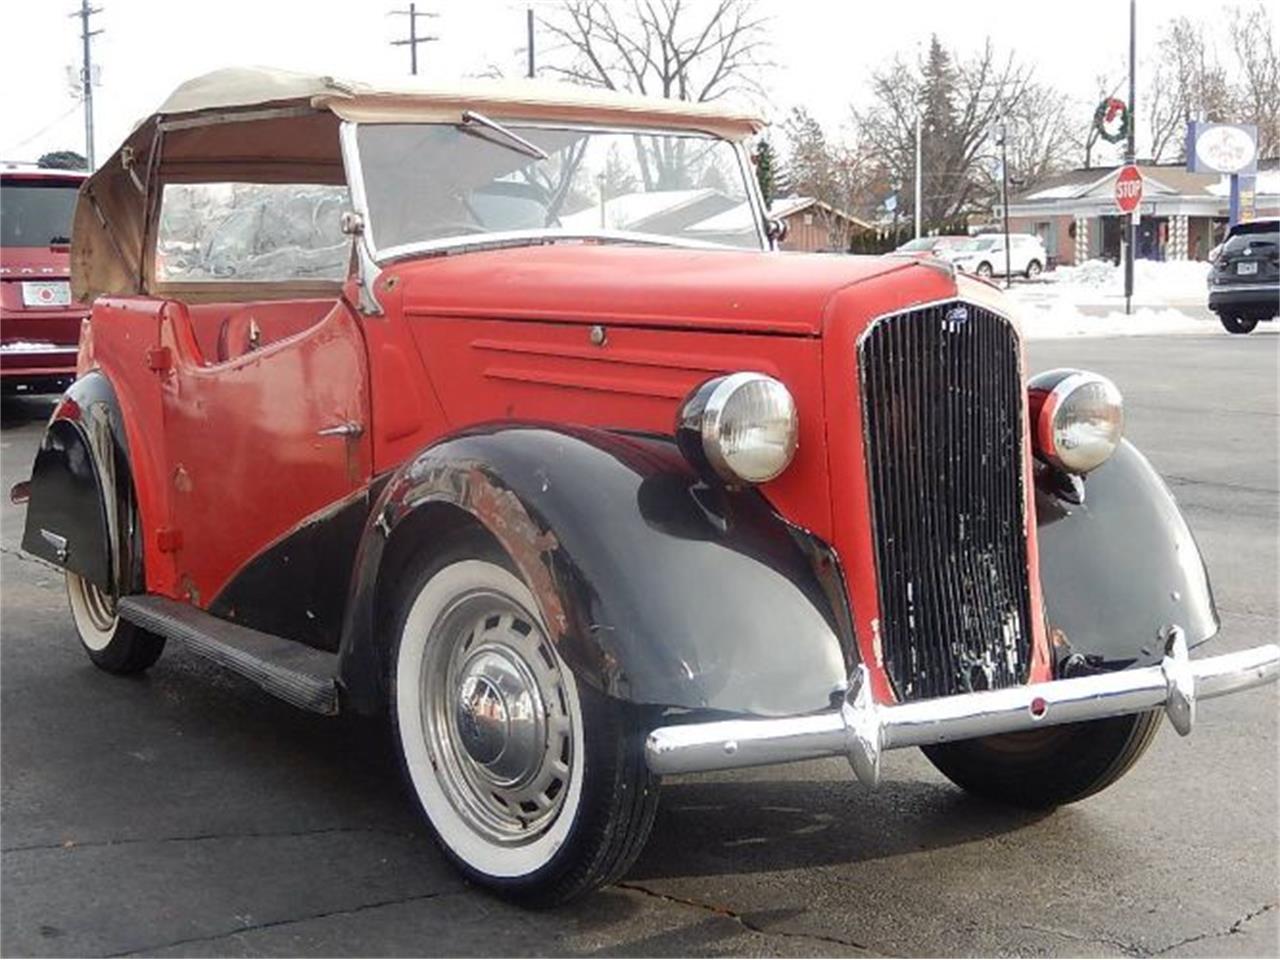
[1033, 370, 1124, 474]
[678, 372, 799, 483]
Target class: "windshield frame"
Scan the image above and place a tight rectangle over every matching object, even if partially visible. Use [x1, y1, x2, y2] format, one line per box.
[340, 119, 768, 265]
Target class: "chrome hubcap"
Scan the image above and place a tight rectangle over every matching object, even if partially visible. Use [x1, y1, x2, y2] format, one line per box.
[454, 649, 545, 781]
[423, 592, 574, 844]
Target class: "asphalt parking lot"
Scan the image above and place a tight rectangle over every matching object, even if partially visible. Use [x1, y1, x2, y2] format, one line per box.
[2, 331, 1277, 958]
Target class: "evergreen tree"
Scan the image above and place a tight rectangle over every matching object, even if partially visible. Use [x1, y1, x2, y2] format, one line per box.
[755, 138, 779, 206]
[37, 150, 87, 170]
[918, 35, 959, 231]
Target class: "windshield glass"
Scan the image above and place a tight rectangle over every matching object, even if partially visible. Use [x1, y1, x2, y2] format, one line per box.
[895, 238, 935, 252]
[355, 123, 761, 254]
[1, 181, 79, 247]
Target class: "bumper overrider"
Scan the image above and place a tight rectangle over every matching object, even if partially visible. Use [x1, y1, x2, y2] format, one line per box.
[645, 627, 1280, 786]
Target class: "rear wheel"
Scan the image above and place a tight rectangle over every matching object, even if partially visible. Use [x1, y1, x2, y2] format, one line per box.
[922, 711, 1162, 810]
[66, 571, 165, 674]
[1025, 259, 1043, 279]
[1219, 314, 1258, 334]
[390, 539, 659, 904]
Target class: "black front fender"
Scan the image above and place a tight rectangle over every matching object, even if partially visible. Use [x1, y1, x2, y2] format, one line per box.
[1036, 439, 1218, 673]
[339, 426, 849, 717]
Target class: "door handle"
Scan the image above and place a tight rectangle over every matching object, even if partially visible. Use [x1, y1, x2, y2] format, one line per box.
[317, 421, 364, 438]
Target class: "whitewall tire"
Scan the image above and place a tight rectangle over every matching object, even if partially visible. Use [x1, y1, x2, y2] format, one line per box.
[65, 571, 164, 674]
[390, 541, 659, 903]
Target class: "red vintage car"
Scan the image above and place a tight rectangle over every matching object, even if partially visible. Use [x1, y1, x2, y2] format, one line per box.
[16, 69, 1280, 903]
[1, 165, 88, 392]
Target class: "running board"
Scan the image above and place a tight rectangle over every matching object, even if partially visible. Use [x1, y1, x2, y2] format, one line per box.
[117, 596, 339, 715]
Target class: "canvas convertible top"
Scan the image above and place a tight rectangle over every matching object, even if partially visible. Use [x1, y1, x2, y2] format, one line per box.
[72, 67, 765, 302]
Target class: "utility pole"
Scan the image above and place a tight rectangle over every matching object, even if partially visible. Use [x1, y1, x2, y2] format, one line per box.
[1124, 0, 1137, 314]
[526, 6, 535, 78]
[71, 0, 102, 170]
[995, 121, 1013, 289]
[390, 3, 438, 76]
[914, 114, 923, 239]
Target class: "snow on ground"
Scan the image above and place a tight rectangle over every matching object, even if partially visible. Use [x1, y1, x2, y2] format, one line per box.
[1040, 257, 1211, 303]
[1007, 257, 1216, 339]
[1017, 303, 1214, 340]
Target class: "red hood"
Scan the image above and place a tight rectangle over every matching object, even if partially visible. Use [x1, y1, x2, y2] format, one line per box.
[392, 245, 943, 336]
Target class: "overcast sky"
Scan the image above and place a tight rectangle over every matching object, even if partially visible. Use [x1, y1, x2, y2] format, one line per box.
[0, 0, 1238, 167]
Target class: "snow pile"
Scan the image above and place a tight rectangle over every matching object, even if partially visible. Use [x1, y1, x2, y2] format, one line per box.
[1019, 302, 1214, 340]
[1038, 258, 1211, 303]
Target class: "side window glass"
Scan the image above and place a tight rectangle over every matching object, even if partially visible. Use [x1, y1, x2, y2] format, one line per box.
[155, 183, 350, 283]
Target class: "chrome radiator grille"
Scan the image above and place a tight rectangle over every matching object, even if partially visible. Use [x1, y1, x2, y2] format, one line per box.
[858, 301, 1033, 701]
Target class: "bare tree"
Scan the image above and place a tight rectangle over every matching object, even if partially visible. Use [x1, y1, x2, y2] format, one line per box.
[539, 0, 770, 103]
[781, 107, 869, 250]
[1230, 2, 1280, 157]
[855, 37, 1048, 228]
[1147, 17, 1233, 162]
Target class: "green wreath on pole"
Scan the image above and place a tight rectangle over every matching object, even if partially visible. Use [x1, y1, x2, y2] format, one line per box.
[1093, 97, 1130, 144]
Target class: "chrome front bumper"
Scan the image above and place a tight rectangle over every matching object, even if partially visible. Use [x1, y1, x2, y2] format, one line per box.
[645, 628, 1280, 786]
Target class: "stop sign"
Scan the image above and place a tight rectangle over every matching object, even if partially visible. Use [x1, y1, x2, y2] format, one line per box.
[1114, 165, 1143, 214]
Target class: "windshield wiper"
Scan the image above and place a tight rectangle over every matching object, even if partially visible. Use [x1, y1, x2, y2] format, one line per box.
[458, 111, 549, 161]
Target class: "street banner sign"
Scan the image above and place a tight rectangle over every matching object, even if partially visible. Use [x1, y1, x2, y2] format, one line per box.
[1114, 165, 1143, 214]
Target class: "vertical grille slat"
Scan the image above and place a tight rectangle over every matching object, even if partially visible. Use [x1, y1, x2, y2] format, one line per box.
[858, 301, 1033, 701]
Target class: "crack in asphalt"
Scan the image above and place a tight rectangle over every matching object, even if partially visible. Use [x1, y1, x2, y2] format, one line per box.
[1017, 921, 1144, 956]
[102, 889, 461, 958]
[1163, 474, 1279, 497]
[615, 880, 883, 956]
[1019, 902, 1278, 958]
[0, 545, 57, 570]
[2, 824, 416, 855]
[1150, 902, 1277, 956]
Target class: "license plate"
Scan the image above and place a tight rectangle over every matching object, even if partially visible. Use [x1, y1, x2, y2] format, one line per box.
[20, 281, 71, 307]
[1237, 262, 1259, 275]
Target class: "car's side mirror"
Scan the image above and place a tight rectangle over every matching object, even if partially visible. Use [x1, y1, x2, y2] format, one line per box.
[766, 217, 788, 244]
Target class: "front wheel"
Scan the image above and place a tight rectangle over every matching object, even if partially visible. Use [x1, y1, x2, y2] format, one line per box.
[922, 710, 1162, 810]
[391, 546, 659, 904]
[975, 261, 994, 279]
[1219, 314, 1258, 335]
[66, 571, 165, 674]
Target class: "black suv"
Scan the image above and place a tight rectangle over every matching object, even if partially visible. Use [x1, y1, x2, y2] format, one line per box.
[1208, 218, 1279, 334]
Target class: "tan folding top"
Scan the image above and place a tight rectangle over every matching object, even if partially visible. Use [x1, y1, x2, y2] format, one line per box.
[72, 67, 764, 301]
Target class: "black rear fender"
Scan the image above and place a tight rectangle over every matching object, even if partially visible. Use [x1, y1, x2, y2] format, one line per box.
[21, 372, 135, 592]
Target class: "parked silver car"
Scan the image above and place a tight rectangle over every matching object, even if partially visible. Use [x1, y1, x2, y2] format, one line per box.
[941, 233, 1048, 279]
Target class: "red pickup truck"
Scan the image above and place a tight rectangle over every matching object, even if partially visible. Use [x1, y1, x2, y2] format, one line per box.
[1, 166, 87, 393]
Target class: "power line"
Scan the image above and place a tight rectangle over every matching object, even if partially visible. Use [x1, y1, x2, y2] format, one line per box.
[70, 0, 103, 170]
[389, 3, 438, 76]
[1, 103, 82, 156]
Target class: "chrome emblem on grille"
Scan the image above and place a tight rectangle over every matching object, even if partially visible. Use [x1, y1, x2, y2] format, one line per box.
[943, 305, 970, 332]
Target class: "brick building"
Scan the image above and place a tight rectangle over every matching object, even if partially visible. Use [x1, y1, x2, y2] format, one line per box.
[1003, 161, 1280, 266]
